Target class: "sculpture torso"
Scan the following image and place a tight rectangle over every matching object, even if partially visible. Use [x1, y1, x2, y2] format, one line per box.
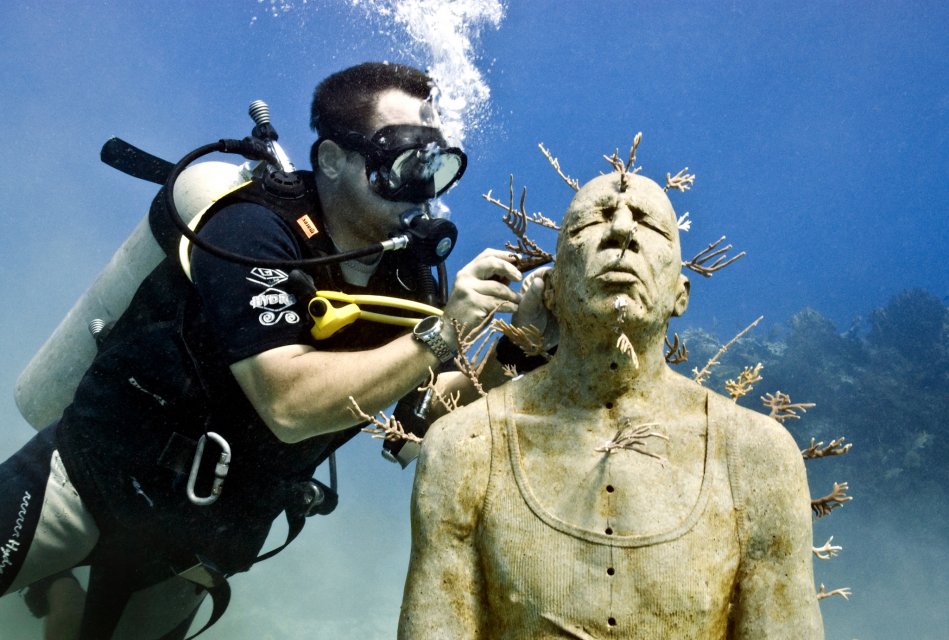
[477, 380, 740, 639]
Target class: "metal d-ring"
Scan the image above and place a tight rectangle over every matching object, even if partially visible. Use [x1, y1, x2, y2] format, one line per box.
[186, 432, 231, 506]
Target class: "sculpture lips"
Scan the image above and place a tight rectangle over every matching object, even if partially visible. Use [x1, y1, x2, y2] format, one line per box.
[596, 271, 639, 285]
[595, 262, 641, 285]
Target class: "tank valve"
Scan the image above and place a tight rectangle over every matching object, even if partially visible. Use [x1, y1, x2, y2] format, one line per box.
[247, 99, 294, 173]
[248, 100, 271, 126]
[88, 318, 106, 338]
[88, 318, 112, 347]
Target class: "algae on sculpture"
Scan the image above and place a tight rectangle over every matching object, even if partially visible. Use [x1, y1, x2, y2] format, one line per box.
[398, 152, 824, 637]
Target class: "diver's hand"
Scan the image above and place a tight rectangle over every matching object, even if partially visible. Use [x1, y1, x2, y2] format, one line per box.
[512, 267, 559, 351]
[442, 249, 522, 344]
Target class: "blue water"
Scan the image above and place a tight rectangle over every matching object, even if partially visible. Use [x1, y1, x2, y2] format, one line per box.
[0, 2, 946, 637]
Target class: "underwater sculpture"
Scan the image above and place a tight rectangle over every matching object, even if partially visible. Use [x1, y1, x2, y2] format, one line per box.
[398, 167, 825, 637]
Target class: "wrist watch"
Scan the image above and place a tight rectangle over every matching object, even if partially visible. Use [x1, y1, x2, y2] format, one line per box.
[413, 315, 456, 364]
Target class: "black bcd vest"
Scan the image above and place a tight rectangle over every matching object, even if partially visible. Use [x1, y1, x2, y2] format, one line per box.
[60, 170, 440, 575]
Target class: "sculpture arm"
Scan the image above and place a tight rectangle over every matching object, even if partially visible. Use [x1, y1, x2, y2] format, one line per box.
[727, 410, 824, 638]
[399, 402, 492, 638]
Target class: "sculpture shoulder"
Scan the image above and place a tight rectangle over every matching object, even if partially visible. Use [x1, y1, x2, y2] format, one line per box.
[710, 391, 812, 544]
[413, 392, 495, 530]
[421, 392, 493, 466]
[710, 390, 803, 473]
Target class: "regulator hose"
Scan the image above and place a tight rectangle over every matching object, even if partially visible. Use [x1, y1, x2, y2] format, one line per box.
[163, 138, 404, 269]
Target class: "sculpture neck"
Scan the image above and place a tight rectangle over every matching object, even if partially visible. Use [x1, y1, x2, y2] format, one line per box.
[544, 330, 669, 406]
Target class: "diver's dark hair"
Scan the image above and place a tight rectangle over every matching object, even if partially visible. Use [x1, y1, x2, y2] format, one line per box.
[311, 61, 432, 135]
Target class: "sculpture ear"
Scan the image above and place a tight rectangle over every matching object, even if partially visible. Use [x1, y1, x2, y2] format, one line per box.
[317, 139, 348, 180]
[542, 269, 556, 313]
[672, 274, 690, 317]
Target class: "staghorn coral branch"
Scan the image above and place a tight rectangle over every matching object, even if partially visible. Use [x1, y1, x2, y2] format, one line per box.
[725, 363, 764, 401]
[604, 149, 626, 174]
[664, 333, 689, 364]
[626, 132, 643, 173]
[812, 481, 852, 518]
[595, 420, 668, 462]
[450, 308, 503, 398]
[664, 167, 695, 192]
[817, 584, 852, 601]
[692, 316, 764, 385]
[349, 396, 422, 444]
[677, 211, 692, 232]
[616, 333, 636, 359]
[417, 368, 462, 414]
[501, 363, 520, 378]
[613, 297, 638, 365]
[761, 391, 816, 423]
[802, 436, 852, 460]
[684, 236, 746, 277]
[813, 536, 843, 561]
[492, 319, 548, 358]
[538, 142, 580, 191]
[483, 188, 559, 230]
[603, 132, 645, 192]
[483, 176, 556, 272]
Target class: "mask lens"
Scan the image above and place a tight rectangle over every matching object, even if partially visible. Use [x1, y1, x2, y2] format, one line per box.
[389, 145, 463, 192]
[375, 144, 466, 203]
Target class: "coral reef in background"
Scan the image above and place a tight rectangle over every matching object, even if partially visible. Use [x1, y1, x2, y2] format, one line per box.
[677, 288, 948, 517]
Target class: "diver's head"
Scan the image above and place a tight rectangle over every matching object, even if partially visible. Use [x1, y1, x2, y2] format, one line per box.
[311, 63, 465, 205]
[310, 64, 463, 253]
[310, 62, 434, 144]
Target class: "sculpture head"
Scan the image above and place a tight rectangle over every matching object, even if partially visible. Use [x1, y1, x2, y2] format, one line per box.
[545, 173, 690, 341]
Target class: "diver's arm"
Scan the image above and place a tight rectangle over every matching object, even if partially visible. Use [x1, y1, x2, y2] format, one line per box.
[232, 249, 522, 443]
[398, 404, 490, 638]
[233, 336, 440, 443]
[728, 411, 825, 638]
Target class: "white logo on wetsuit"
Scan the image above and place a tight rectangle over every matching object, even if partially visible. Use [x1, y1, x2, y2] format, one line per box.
[249, 287, 299, 326]
[246, 267, 289, 287]
[0, 491, 31, 577]
[246, 268, 299, 326]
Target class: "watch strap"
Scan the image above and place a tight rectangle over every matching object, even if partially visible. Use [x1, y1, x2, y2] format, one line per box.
[414, 316, 456, 364]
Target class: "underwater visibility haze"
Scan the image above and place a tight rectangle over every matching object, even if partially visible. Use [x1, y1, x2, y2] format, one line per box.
[0, 1, 946, 638]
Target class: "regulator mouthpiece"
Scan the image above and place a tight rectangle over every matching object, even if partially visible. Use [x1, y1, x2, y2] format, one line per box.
[397, 206, 457, 266]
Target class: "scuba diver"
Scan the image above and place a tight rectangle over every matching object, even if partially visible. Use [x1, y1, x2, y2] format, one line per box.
[0, 62, 543, 639]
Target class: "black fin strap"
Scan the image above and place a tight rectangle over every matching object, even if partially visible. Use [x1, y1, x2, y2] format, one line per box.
[78, 560, 137, 640]
[182, 508, 305, 639]
[183, 580, 231, 640]
[254, 508, 306, 564]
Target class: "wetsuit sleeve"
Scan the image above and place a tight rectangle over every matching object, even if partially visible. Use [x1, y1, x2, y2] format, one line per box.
[189, 202, 313, 364]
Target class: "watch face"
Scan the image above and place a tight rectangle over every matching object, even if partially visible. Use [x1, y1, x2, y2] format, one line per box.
[416, 315, 440, 335]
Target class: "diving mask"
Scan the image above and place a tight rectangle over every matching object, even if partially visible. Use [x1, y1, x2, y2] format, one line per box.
[328, 124, 467, 203]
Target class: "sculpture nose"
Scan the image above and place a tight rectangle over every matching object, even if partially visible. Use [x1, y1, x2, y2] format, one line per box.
[608, 208, 639, 253]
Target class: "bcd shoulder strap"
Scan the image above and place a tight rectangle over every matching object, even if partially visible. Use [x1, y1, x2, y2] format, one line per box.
[149, 168, 334, 263]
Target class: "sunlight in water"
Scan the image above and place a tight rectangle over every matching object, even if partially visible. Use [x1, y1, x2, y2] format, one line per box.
[253, 0, 504, 146]
[350, 0, 505, 146]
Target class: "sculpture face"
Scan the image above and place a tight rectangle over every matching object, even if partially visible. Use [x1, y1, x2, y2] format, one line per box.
[549, 173, 688, 335]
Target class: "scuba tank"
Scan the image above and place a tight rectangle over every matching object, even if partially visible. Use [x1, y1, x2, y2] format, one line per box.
[15, 100, 293, 430]
[15, 159, 251, 430]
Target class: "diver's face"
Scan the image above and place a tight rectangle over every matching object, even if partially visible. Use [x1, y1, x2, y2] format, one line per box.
[550, 174, 687, 333]
[334, 89, 442, 243]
